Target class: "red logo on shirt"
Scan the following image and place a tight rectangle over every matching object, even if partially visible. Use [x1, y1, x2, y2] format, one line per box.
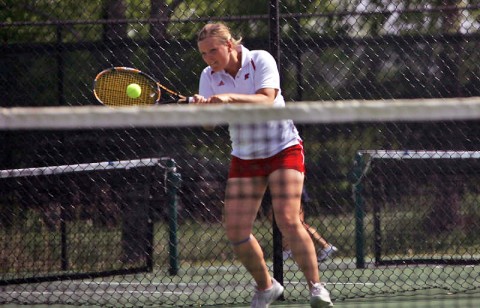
[218, 80, 225, 86]
[244, 73, 250, 80]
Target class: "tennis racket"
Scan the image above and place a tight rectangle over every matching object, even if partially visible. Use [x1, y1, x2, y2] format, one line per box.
[93, 67, 192, 107]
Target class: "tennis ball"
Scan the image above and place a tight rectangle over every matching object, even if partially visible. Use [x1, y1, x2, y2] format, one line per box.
[126, 83, 141, 99]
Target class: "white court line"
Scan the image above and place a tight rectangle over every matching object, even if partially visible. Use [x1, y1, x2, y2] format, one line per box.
[4, 290, 190, 296]
[287, 281, 376, 286]
[2, 281, 377, 299]
[80, 281, 227, 287]
[82, 280, 376, 287]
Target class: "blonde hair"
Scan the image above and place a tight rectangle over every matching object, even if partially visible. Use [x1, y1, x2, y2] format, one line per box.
[197, 22, 242, 46]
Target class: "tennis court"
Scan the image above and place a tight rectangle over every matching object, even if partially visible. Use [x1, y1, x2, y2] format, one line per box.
[1, 255, 479, 307]
[1, 291, 478, 307]
[3, 1, 480, 307]
[2, 101, 480, 307]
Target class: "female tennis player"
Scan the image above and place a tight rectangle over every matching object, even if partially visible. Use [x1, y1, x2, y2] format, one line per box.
[191, 23, 333, 308]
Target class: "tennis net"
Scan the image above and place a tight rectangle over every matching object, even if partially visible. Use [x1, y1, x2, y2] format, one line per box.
[1, 98, 480, 307]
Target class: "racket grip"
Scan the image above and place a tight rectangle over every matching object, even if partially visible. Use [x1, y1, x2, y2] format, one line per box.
[178, 97, 193, 104]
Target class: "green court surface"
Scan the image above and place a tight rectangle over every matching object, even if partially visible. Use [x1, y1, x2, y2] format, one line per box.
[272, 293, 480, 307]
[2, 258, 479, 307]
[2, 293, 479, 308]
[329, 292, 480, 308]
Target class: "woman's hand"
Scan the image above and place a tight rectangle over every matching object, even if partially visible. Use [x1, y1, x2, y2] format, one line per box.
[192, 88, 277, 105]
[206, 94, 232, 104]
[192, 94, 208, 104]
[192, 94, 230, 105]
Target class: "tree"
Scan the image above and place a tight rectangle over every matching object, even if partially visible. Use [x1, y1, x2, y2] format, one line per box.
[150, 0, 184, 40]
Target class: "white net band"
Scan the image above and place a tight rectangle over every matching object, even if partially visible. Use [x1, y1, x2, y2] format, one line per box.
[2, 97, 480, 130]
[360, 150, 480, 160]
[0, 158, 167, 178]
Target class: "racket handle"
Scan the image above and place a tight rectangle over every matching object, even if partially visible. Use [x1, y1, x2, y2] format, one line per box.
[177, 97, 193, 104]
[157, 97, 193, 105]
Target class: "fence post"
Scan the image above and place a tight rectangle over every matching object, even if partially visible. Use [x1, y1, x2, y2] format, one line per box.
[269, 0, 285, 292]
[60, 199, 68, 271]
[166, 158, 181, 275]
[353, 152, 366, 269]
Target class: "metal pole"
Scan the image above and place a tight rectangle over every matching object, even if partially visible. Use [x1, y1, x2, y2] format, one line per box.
[269, 0, 284, 292]
[353, 152, 366, 269]
[60, 201, 68, 271]
[56, 25, 65, 106]
[166, 158, 181, 275]
[269, 0, 281, 65]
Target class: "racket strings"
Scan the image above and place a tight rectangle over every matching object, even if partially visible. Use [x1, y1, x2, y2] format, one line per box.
[94, 71, 159, 107]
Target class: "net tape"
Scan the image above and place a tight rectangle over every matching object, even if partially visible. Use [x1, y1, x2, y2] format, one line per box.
[0, 158, 172, 179]
[2, 97, 480, 130]
[360, 150, 480, 160]
[352, 150, 480, 187]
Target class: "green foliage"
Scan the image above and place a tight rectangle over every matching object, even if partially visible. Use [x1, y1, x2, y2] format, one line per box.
[5, 0, 479, 44]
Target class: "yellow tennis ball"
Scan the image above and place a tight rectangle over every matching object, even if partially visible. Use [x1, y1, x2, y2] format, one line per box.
[126, 83, 141, 99]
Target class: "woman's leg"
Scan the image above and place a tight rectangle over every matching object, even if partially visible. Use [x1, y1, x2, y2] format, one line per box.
[299, 206, 330, 249]
[224, 176, 272, 290]
[269, 169, 320, 287]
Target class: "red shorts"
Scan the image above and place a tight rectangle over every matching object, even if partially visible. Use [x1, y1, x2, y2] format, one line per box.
[228, 143, 305, 178]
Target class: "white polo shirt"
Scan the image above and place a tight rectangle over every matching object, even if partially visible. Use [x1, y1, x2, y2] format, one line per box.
[198, 45, 301, 159]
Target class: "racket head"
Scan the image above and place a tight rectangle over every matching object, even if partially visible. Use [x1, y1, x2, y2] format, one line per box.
[93, 67, 161, 107]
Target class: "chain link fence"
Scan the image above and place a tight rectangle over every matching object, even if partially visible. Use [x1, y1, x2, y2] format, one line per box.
[1, 1, 480, 306]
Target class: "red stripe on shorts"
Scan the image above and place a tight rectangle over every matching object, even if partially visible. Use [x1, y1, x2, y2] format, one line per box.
[228, 142, 305, 178]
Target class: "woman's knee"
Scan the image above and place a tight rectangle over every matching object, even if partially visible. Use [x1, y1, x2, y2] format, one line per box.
[276, 218, 303, 237]
[224, 222, 252, 243]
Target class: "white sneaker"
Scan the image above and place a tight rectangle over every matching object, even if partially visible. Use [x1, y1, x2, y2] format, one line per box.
[317, 245, 338, 262]
[282, 249, 292, 261]
[251, 278, 284, 308]
[310, 282, 334, 307]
